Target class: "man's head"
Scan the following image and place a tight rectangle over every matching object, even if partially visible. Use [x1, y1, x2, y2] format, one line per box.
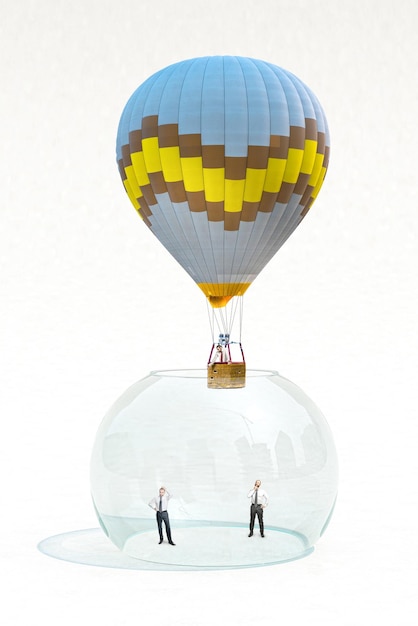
[159, 487, 166, 496]
[255, 480, 261, 488]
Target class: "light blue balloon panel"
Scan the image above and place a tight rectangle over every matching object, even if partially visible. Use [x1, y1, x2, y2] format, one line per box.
[90, 370, 338, 569]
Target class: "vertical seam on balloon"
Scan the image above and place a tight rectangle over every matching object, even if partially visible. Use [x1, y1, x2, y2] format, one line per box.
[156, 62, 199, 278]
[222, 56, 227, 297]
[166, 57, 215, 291]
[125, 78, 152, 211]
[143, 64, 197, 277]
[256, 71, 313, 268]
[232, 58, 278, 293]
[242, 57, 276, 289]
[127, 69, 168, 215]
[227, 56, 251, 299]
[240, 67, 290, 274]
[204, 56, 224, 298]
[193, 56, 219, 293]
[201, 56, 220, 297]
[242, 65, 301, 281]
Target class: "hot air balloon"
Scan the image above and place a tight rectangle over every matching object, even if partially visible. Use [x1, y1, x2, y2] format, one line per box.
[116, 56, 330, 386]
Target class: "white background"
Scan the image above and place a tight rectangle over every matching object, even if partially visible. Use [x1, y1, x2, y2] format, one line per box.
[1, 0, 417, 624]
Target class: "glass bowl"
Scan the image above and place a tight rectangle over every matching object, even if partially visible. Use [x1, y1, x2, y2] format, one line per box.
[90, 369, 338, 569]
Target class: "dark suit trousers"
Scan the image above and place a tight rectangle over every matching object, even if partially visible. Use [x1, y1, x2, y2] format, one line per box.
[156, 510, 173, 542]
[250, 504, 264, 533]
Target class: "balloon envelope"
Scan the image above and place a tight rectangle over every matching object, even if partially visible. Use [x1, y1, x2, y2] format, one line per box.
[116, 56, 330, 307]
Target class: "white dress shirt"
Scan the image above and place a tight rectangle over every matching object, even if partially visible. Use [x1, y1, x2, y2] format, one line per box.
[248, 488, 268, 507]
[210, 346, 230, 363]
[149, 491, 172, 512]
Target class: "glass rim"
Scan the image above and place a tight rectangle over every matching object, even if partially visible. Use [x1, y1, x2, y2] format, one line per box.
[148, 368, 279, 379]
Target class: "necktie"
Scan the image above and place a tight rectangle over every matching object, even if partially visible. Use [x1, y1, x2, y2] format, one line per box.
[255, 489, 258, 505]
[159, 496, 162, 512]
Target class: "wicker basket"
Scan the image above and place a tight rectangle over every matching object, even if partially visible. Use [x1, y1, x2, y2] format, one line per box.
[207, 362, 246, 389]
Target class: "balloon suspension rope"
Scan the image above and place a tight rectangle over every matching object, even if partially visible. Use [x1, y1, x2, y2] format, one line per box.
[206, 296, 243, 344]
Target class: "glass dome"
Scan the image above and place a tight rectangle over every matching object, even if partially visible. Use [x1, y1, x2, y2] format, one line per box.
[90, 369, 338, 569]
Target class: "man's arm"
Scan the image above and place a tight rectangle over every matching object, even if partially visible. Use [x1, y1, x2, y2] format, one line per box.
[148, 498, 157, 510]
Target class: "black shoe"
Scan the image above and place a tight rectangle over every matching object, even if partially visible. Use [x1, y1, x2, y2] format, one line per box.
[261, 533, 265, 538]
[248, 533, 253, 537]
[169, 541, 176, 546]
[158, 539, 163, 544]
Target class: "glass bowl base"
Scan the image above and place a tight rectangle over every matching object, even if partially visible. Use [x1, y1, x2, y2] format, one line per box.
[38, 525, 313, 571]
[123, 523, 313, 567]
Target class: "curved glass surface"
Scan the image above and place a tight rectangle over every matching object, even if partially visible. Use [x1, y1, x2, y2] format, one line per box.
[90, 369, 338, 568]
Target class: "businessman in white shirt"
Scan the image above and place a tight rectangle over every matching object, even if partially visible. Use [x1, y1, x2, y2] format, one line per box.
[149, 486, 175, 545]
[247, 479, 268, 537]
[210, 343, 230, 363]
